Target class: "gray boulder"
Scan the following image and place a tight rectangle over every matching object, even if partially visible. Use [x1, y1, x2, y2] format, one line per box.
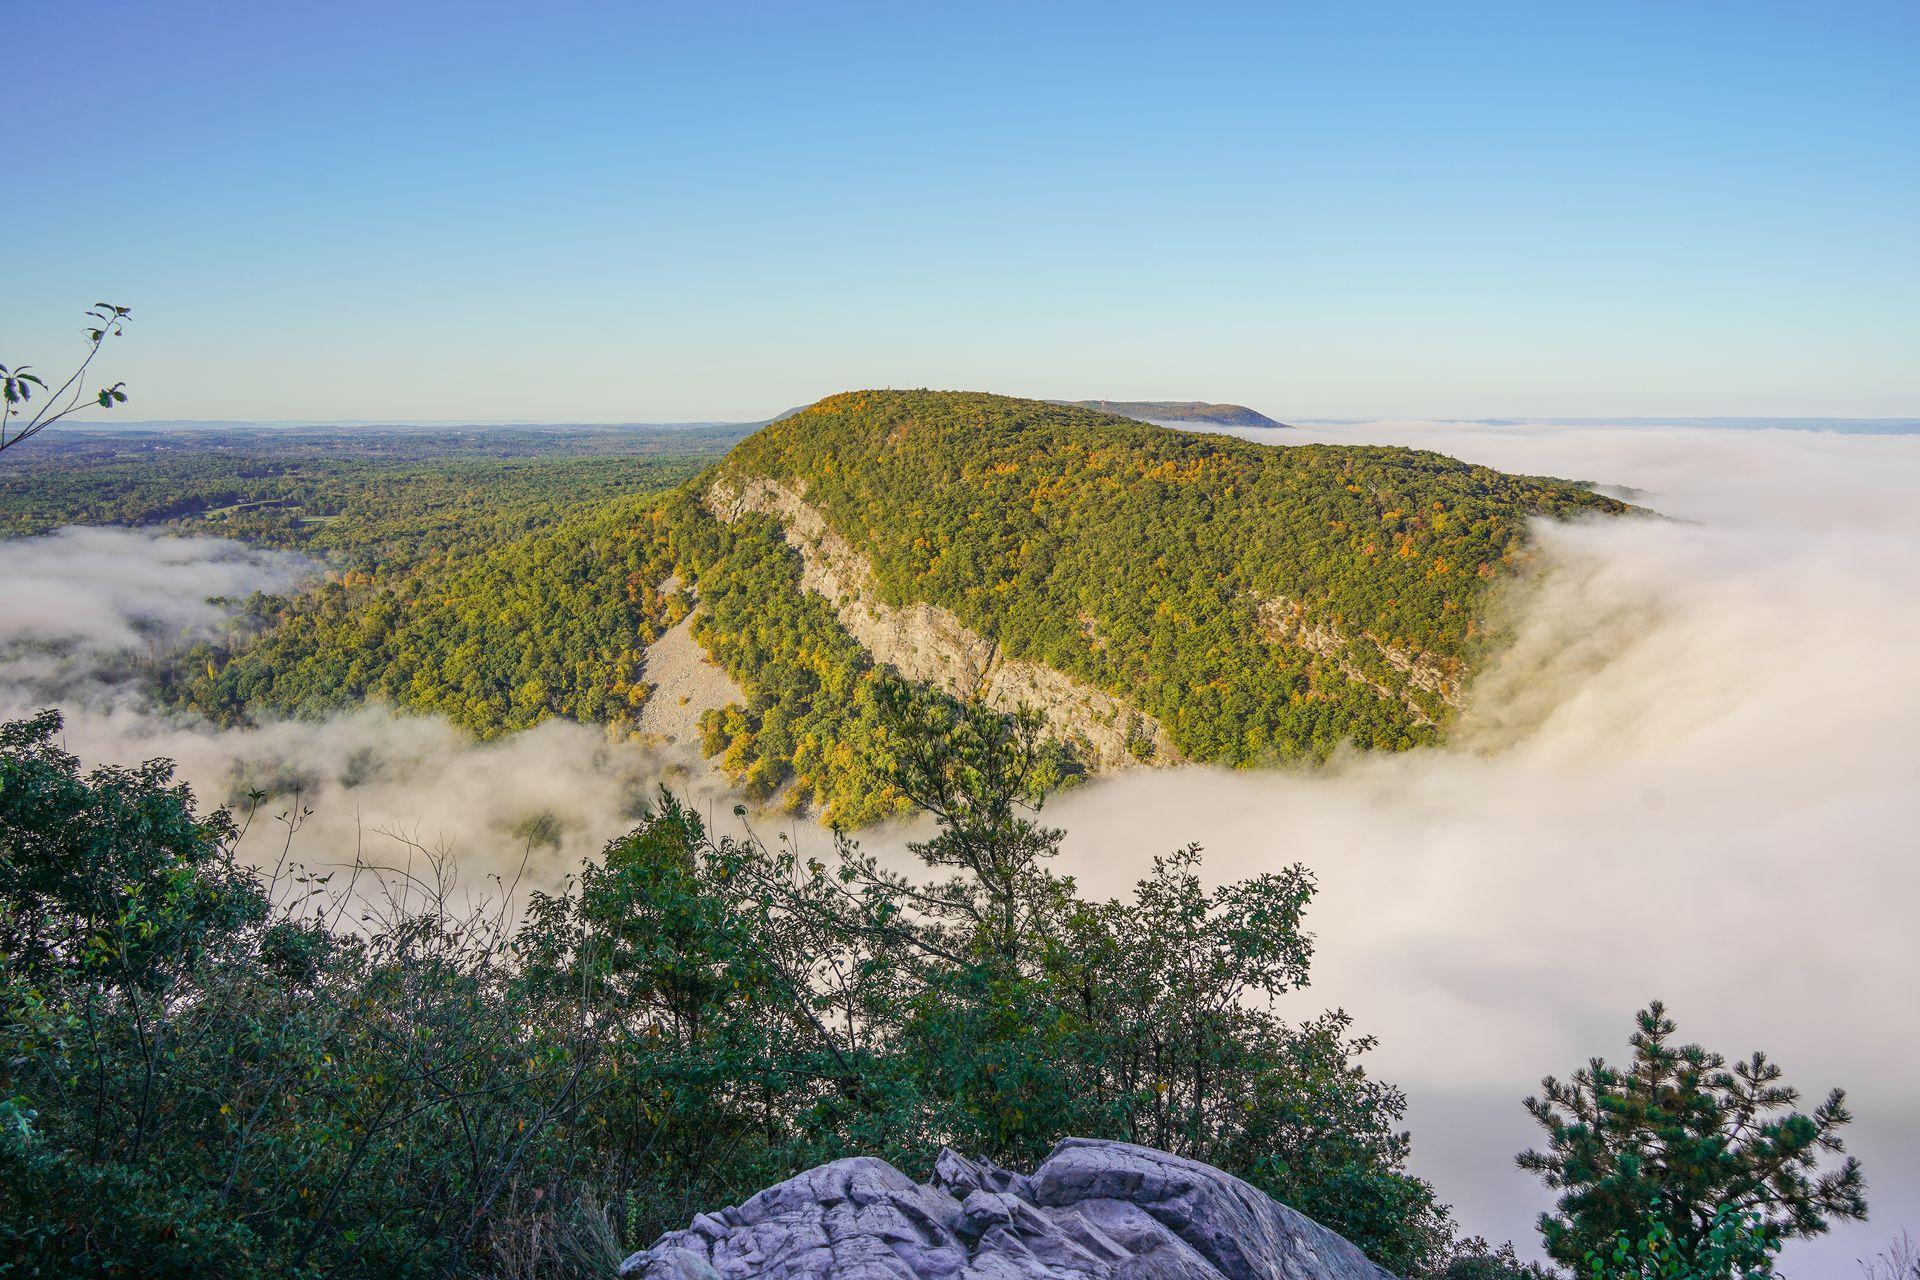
[618, 1137, 1397, 1280]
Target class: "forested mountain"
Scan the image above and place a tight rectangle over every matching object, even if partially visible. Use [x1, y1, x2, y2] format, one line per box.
[13, 396, 1630, 827]
[647, 391, 1627, 819]
[1056, 399, 1288, 427]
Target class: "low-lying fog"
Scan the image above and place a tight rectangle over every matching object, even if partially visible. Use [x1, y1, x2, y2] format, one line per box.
[3, 422, 1913, 1272]
[1108, 419, 1920, 1273]
[0, 527, 737, 898]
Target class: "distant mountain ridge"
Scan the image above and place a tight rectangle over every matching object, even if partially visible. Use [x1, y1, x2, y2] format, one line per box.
[1055, 399, 1287, 428]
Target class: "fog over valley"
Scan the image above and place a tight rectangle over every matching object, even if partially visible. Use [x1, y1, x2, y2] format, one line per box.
[0, 529, 740, 894]
[1050, 421, 1920, 1273]
[4, 419, 1914, 1272]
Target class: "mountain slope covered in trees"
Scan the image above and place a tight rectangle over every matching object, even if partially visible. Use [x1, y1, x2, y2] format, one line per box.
[671, 391, 1627, 811]
[4, 427, 733, 740]
[37, 395, 1630, 826]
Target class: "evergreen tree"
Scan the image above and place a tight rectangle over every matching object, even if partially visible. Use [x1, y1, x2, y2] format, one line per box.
[1518, 1002, 1866, 1270]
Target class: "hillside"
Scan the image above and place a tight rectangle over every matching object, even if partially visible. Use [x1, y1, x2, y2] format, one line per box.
[1057, 399, 1288, 427]
[136, 392, 1630, 826]
[643, 391, 1628, 821]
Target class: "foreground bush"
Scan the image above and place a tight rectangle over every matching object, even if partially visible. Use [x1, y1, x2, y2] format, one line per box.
[0, 704, 1465, 1276]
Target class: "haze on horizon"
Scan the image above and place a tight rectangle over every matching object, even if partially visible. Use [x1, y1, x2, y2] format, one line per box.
[7, 0, 1918, 425]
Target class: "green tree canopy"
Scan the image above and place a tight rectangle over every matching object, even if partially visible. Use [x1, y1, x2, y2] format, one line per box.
[1, 701, 1472, 1277]
[1518, 1001, 1866, 1271]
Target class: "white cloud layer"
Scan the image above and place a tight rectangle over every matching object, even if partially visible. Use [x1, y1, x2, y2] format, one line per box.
[0, 525, 309, 652]
[0, 527, 736, 898]
[1045, 420, 1920, 1271]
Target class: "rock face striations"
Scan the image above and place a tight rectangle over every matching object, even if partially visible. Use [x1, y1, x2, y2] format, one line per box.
[619, 1138, 1397, 1280]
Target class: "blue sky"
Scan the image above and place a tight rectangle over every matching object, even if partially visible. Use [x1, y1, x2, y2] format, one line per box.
[8, 1, 1916, 422]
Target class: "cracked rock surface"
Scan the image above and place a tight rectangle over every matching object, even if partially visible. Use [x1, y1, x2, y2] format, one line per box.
[618, 1138, 1398, 1280]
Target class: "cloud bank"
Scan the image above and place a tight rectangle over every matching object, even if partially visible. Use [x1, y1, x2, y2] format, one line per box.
[0, 527, 736, 896]
[0, 525, 309, 652]
[1046, 421, 1920, 1271]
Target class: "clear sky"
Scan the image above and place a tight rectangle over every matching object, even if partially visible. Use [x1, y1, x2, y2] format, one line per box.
[8, 1, 1916, 422]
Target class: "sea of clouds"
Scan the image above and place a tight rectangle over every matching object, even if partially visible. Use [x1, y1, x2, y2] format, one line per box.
[1049, 419, 1920, 1273]
[2, 422, 1914, 1271]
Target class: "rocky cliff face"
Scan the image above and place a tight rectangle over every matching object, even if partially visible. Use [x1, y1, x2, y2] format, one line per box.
[706, 476, 1178, 770]
[620, 1138, 1397, 1280]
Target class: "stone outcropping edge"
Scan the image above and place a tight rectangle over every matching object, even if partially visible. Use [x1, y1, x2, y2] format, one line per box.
[619, 1136, 1397, 1280]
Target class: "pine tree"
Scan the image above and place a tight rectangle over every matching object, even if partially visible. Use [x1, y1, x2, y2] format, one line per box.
[1517, 1002, 1867, 1270]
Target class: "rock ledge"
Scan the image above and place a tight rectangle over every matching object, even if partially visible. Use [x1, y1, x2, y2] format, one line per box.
[619, 1137, 1396, 1280]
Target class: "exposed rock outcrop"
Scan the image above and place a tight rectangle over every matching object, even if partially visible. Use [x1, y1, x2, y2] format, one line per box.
[618, 1137, 1397, 1280]
[632, 611, 745, 752]
[633, 575, 746, 753]
[1251, 594, 1460, 725]
[707, 476, 1178, 770]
